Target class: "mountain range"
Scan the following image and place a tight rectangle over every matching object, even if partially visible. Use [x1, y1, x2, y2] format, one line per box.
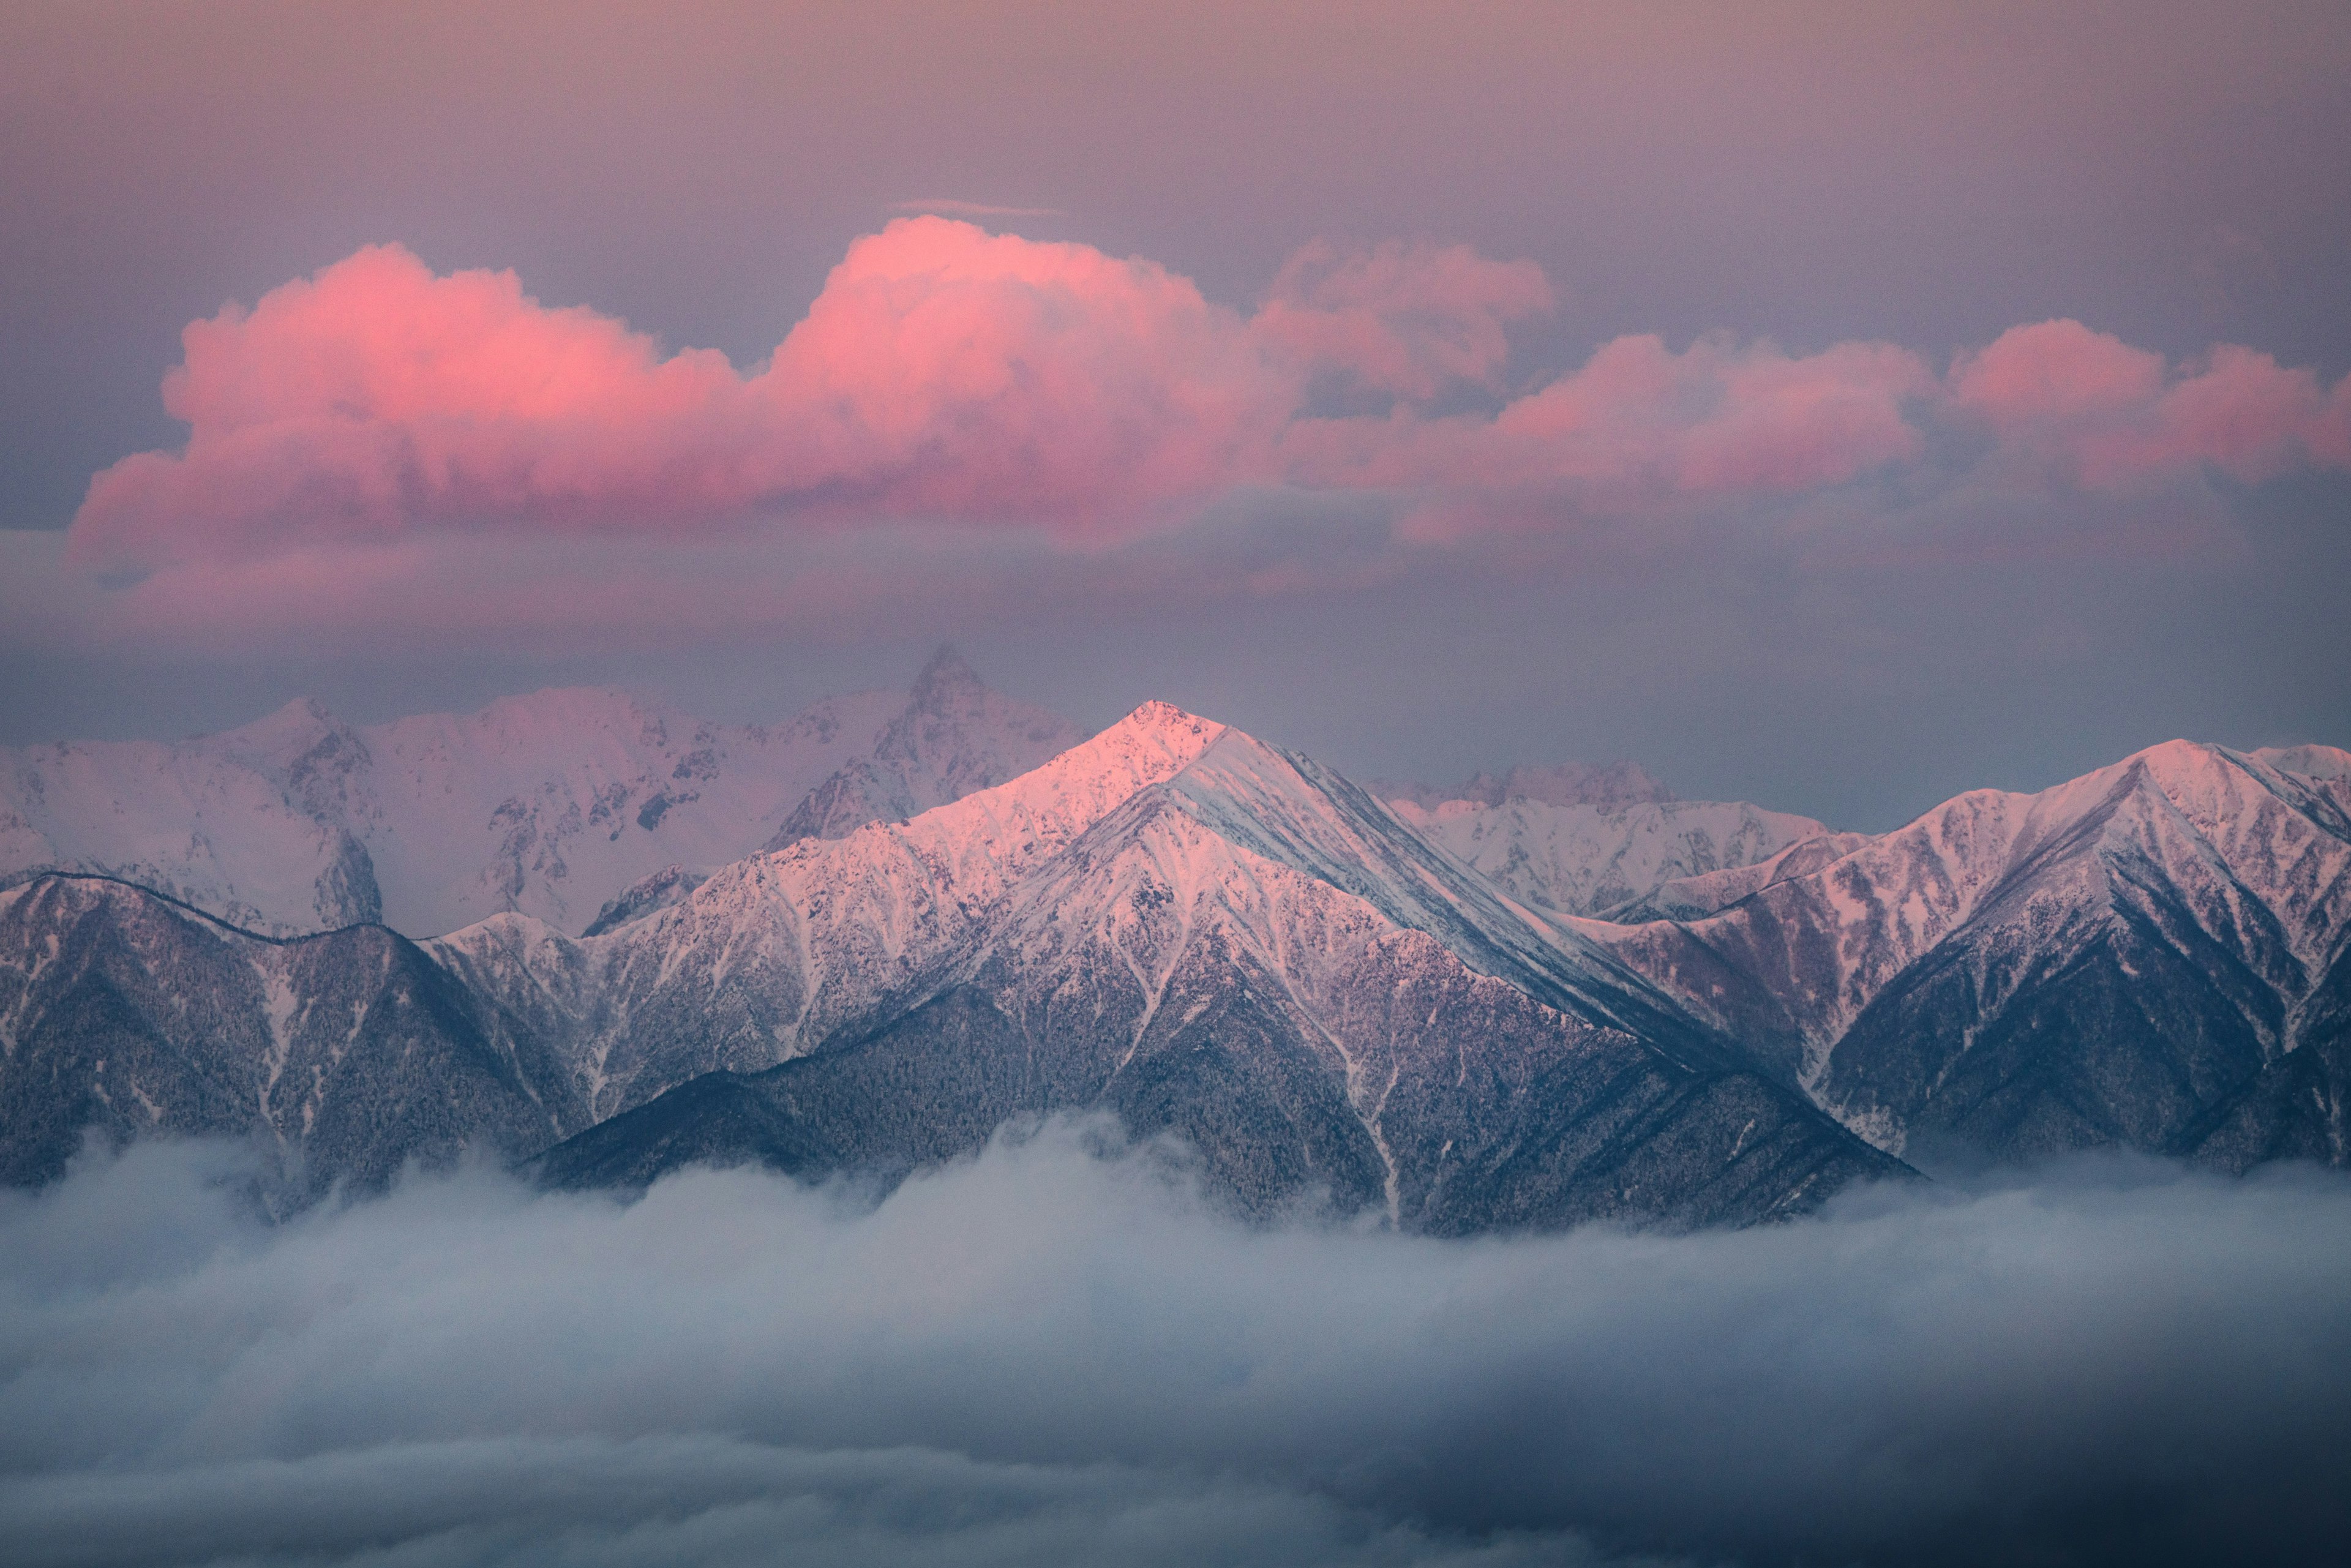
[1, 664, 2342, 1231]
[0, 648, 1078, 938]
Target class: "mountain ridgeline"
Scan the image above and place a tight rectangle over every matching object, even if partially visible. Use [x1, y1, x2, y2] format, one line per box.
[1, 666, 2344, 1231]
[0, 647, 1078, 940]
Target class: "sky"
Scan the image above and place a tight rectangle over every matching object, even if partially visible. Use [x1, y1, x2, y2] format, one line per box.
[3, 0, 2348, 828]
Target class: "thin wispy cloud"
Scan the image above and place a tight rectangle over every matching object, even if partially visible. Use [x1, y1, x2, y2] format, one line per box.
[893, 197, 1066, 218]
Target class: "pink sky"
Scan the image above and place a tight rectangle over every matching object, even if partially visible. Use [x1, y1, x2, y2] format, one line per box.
[3, 1, 2347, 823]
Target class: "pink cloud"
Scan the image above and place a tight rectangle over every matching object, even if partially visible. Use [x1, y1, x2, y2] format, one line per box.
[64, 231, 2351, 586]
[1251, 239, 1554, 401]
[1494, 333, 1932, 492]
[1283, 332, 1931, 517]
[70, 244, 773, 569]
[760, 219, 1284, 531]
[1949, 319, 2351, 489]
[72, 220, 1289, 569]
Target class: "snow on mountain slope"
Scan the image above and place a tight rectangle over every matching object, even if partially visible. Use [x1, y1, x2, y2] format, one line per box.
[536, 715, 1897, 1227]
[1603, 831, 1879, 923]
[1390, 795, 1829, 917]
[0, 873, 585, 1191]
[0, 650, 1081, 939]
[432, 702, 1228, 1119]
[1584, 740, 2351, 1161]
[759, 647, 1084, 848]
[0, 729, 380, 934]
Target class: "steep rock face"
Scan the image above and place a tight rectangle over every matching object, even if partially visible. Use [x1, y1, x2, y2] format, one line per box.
[579, 865, 711, 937]
[538, 721, 1898, 1229]
[759, 647, 1084, 849]
[0, 651, 1080, 939]
[0, 876, 582, 1191]
[1391, 796, 1829, 917]
[1584, 743, 2351, 1164]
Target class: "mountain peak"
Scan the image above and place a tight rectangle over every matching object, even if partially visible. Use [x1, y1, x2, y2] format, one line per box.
[237, 695, 343, 736]
[206, 695, 356, 765]
[1051, 701, 1224, 788]
[1116, 699, 1217, 738]
[908, 645, 985, 713]
[2251, 743, 2351, 782]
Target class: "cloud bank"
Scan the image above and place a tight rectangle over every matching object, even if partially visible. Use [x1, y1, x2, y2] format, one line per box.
[68, 222, 2351, 576]
[5, 1122, 2349, 1567]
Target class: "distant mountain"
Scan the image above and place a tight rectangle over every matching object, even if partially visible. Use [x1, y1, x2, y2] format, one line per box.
[0, 705, 1895, 1225]
[1391, 796, 1828, 917]
[0, 648, 1077, 939]
[1603, 831, 1878, 923]
[0, 702, 1224, 1193]
[758, 647, 1085, 849]
[1374, 759, 1675, 812]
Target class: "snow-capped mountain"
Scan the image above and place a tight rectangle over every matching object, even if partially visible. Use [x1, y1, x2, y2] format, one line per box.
[0, 648, 1078, 939]
[1390, 795, 1829, 917]
[0, 702, 1894, 1224]
[0, 702, 1225, 1188]
[0, 716, 387, 934]
[0, 872, 587, 1190]
[2, 712, 2342, 1225]
[1585, 741, 2351, 1165]
[532, 707, 1892, 1228]
[434, 701, 1231, 1125]
[1603, 831, 1879, 923]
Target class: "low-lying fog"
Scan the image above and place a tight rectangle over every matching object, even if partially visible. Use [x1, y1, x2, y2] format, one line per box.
[5, 1120, 2348, 1567]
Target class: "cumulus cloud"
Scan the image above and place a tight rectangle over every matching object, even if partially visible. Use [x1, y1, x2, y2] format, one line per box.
[3, 1122, 2349, 1568]
[69, 221, 1289, 570]
[1950, 318, 2351, 489]
[51, 227, 2351, 648]
[1254, 239, 1555, 402]
[1286, 332, 1934, 539]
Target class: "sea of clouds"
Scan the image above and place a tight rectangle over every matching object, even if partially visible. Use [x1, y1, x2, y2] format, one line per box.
[5, 1119, 2349, 1567]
